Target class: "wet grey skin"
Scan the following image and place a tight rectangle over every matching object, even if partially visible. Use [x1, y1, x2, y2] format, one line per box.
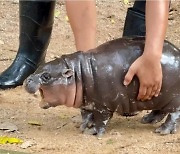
[25, 37, 180, 137]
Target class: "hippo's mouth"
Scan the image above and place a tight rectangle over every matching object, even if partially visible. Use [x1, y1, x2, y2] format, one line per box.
[39, 88, 44, 99]
[39, 88, 50, 109]
[38, 88, 58, 109]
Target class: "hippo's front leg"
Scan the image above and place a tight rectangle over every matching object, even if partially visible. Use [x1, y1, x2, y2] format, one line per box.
[80, 109, 94, 132]
[85, 108, 113, 137]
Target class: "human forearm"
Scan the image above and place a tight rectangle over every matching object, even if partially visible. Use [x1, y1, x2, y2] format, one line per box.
[124, 0, 169, 100]
[65, 0, 96, 51]
[144, 0, 169, 59]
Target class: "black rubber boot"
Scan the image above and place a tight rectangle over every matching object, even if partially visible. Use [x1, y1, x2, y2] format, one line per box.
[0, 0, 56, 89]
[122, 1, 146, 37]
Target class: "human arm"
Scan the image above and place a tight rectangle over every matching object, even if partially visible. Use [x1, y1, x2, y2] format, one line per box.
[65, 0, 96, 51]
[124, 0, 169, 101]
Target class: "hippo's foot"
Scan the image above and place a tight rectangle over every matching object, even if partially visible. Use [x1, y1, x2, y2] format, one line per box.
[141, 110, 167, 124]
[80, 108, 113, 137]
[155, 111, 180, 135]
[83, 127, 106, 138]
[80, 109, 94, 132]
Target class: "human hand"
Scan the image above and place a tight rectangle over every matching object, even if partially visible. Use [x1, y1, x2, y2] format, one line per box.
[123, 54, 162, 101]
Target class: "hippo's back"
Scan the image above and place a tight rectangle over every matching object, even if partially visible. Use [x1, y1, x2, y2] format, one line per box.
[81, 37, 180, 113]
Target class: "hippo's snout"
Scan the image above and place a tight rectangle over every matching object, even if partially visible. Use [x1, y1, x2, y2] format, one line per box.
[24, 75, 40, 94]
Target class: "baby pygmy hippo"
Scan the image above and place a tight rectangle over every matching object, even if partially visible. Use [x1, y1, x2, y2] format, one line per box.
[25, 37, 180, 136]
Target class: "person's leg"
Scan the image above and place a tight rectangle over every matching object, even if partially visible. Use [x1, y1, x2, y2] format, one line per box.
[122, 0, 146, 37]
[0, 0, 55, 89]
[66, 0, 96, 51]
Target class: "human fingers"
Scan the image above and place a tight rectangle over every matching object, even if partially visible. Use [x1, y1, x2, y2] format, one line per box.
[137, 84, 147, 101]
[148, 85, 158, 100]
[124, 67, 135, 86]
[155, 81, 162, 97]
[142, 86, 153, 101]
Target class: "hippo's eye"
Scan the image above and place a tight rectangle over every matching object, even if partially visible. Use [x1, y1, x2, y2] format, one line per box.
[41, 72, 51, 83]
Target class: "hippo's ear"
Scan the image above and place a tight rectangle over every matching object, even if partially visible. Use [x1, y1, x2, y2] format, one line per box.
[62, 69, 74, 78]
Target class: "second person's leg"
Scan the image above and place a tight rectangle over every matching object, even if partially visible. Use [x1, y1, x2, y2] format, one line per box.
[0, 0, 56, 89]
[123, 0, 146, 37]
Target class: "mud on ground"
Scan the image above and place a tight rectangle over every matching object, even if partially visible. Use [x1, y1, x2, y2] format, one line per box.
[0, 1, 180, 154]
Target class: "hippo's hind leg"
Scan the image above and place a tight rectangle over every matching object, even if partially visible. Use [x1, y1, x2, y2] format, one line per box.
[141, 110, 167, 124]
[155, 110, 180, 135]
